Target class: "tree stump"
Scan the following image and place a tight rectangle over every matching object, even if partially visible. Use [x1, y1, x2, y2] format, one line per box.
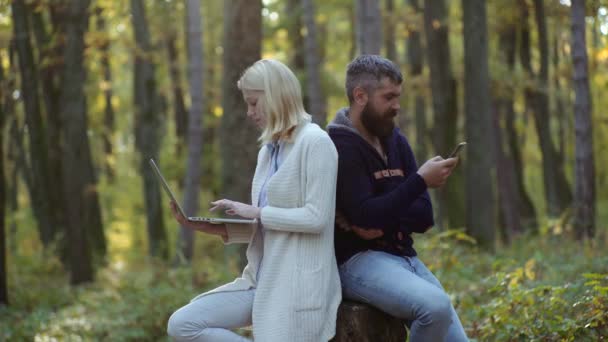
[331, 300, 407, 342]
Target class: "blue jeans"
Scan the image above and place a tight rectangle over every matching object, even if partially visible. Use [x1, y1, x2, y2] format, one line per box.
[339, 250, 468, 342]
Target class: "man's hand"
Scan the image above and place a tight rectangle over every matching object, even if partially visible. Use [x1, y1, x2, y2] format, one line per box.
[416, 156, 458, 188]
[335, 211, 383, 240]
[210, 199, 261, 219]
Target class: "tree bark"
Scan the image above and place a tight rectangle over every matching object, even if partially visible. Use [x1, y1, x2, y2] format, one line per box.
[331, 301, 407, 341]
[570, 0, 596, 239]
[165, 17, 188, 153]
[221, 0, 261, 269]
[58, 0, 101, 284]
[520, 0, 572, 217]
[552, 31, 567, 169]
[495, 12, 538, 237]
[95, 7, 116, 182]
[384, 0, 397, 62]
[0, 54, 8, 306]
[175, 0, 206, 263]
[11, 0, 55, 247]
[405, 0, 427, 164]
[302, 0, 327, 125]
[423, 0, 463, 230]
[355, 0, 382, 54]
[286, 0, 308, 108]
[131, 0, 169, 260]
[462, 0, 495, 250]
[29, 4, 69, 259]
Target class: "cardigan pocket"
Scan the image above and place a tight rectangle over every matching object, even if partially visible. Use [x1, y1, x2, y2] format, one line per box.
[293, 266, 326, 312]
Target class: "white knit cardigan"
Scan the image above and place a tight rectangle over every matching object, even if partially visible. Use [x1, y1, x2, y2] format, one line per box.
[190, 120, 341, 341]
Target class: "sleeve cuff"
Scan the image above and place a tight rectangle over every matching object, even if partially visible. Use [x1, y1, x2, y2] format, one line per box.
[222, 222, 254, 244]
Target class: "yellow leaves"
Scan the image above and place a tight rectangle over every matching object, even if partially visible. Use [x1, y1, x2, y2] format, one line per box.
[596, 46, 608, 63]
[212, 105, 223, 118]
[508, 267, 524, 288]
[524, 259, 536, 281]
[508, 259, 536, 288]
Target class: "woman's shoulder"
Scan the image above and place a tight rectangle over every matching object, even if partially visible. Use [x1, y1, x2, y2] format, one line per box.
[297, 122, 331, 143]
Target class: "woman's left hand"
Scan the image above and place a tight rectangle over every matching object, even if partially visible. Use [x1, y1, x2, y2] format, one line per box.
[210, 199, 261, 219]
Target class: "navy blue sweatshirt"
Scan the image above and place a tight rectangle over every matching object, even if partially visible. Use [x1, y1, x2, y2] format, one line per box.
[327, 108, 434, 265]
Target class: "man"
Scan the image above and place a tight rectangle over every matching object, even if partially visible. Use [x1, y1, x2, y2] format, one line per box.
[328, 55, 468, 341]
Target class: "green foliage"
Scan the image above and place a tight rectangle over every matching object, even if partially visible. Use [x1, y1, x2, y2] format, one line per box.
[0, 251, 234, 341]
[417, 230, 608, 341]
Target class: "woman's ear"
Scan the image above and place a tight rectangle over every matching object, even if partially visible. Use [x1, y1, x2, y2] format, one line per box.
[353, 86, 368, 106]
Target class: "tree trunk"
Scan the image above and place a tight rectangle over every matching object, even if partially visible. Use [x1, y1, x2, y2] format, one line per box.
[11, 0, 55, 247]
[286, 0, 308, 108]
[58, 0, 100, 284]
[348, 4, 356, 60]
[302, 0, 327, 125]
[131, 0, 168, 260]
[95, 7, 116, 182]
[331, 301, 407, 341]
[221, 0, 261, 269]
[175, 0, 206, 263]
[355, 0, 382, 54]
[384, 0, 397, 62]
[165, 20, 188, 154]
[6, 49, 19, 256]
[552, 31, 567, 169]
[423, 0, 463, 230]
[0, 55, 8, 306]
[493, 99, 522, 242]
[496, 13, 538, 236]
[570, 0, 595, 239]
[405, 0, 427, 164]
[462, 0, 495, 250]
[29, 4, 69, 261]
[521, 0, 572, 217]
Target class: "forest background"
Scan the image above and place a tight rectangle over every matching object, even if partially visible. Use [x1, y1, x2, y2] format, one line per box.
[0, 0, 607, 340]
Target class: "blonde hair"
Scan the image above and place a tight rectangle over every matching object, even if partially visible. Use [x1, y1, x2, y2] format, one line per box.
[238, 59, 311, 144]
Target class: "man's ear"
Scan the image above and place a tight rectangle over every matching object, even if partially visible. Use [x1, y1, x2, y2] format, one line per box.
[353, 86, 368, 106]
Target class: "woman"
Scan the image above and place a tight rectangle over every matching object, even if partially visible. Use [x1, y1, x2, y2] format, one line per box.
[167, 59, 341, 342]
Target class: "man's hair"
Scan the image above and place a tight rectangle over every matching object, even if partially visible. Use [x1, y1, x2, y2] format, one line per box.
[345, 55, 403, 104]
[238, 59, 310, 144]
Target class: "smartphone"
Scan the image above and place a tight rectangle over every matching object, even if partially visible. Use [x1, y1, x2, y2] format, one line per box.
[448, 142, 467, 158]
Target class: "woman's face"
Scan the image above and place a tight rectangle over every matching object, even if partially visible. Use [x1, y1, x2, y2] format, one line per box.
[243, 90, 266, 129]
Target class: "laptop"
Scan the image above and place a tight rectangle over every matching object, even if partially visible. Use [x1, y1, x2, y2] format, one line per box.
[149, 158, 256, 225]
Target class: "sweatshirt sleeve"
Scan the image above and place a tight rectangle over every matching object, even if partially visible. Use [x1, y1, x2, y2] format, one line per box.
[260, 134, 338, 234]
[397, 134, 434, 233]
[334, 139, 428, 233]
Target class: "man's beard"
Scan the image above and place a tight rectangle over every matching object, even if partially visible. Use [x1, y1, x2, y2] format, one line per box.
[360, 103, 397, 138]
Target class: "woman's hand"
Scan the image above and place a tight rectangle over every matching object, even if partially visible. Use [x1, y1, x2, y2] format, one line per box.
[210, 199, 261, 219]
[169, 201, 226, 238]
